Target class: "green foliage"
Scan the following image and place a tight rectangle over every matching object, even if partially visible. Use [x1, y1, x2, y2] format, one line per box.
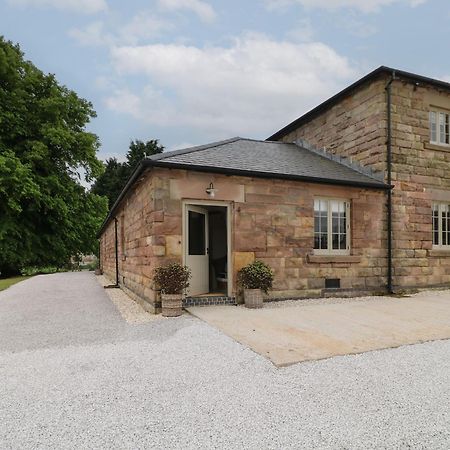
[154, 263, 191, 295]
[91, 157, 127, 210]
[126, 139, 164, 172]
[238, 260, 274, 293]
[20, 266, 61, 276]
[79, 261, 98, 271]
[0, 37, 108, 276]
[92, 139, 164, 208]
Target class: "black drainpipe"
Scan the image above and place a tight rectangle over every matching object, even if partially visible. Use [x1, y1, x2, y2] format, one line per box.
[385, 71, 395, 294]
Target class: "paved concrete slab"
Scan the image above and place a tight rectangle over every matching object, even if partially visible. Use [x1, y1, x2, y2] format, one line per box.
[187, 291, 450, 366]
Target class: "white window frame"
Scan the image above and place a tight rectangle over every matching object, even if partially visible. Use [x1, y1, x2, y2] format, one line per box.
[313, 198, 351, 255]
[430, 110, 450, 146]
[432, 202, 450, 249]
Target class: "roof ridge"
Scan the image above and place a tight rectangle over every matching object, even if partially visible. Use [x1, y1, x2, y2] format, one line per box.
[238, 137, 290, 145]
[293, 138, 385, 182]
[149, 137, 242, 161]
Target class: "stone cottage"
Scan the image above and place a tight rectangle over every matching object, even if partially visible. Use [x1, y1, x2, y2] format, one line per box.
[99, 66, 450, 313]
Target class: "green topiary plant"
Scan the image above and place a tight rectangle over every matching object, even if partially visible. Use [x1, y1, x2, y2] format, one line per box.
[154, 263, 191, 294]
[238, 260, 274, 293]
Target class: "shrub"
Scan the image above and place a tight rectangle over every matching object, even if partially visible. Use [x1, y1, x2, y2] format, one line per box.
[154, 263, 191, 295]
[238, 260, 274, 293]
[21, 266, 60, 276]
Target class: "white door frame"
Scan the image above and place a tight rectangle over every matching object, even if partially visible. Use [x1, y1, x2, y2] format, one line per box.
[185, 205, 209, 296]
[182, 200, 232, 297]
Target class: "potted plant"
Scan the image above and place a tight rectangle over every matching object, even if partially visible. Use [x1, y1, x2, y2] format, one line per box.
[238, 260, 274, 309]
[154, 263, 191, 317]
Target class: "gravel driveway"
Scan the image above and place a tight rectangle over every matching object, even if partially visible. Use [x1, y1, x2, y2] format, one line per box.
[1, 272, 450, 449]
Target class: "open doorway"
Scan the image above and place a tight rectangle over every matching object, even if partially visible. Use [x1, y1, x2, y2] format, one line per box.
[184, 203, 229, 297]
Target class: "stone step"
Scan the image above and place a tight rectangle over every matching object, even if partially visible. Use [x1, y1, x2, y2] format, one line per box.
[183, 296, 236, 307]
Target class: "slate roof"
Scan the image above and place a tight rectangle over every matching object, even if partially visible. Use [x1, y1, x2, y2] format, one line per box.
[148, 137, 387, 189]
[98, 137, 388, 236]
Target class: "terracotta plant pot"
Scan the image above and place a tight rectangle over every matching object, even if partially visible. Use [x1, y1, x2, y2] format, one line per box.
[244, 288, 263, 309]
[161, 293, 183, 317]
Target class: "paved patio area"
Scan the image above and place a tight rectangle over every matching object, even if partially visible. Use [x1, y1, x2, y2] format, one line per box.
[187, 290, 450, 366]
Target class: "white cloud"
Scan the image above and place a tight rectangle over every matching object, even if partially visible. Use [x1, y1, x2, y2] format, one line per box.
[265, 0, 427, 13]
[158, 0, 216, 22]
[7, 0, 107, 14]
[68, 21, 114, 46]
[168, 142, 197, 151]
[286, 18, 315, 42]
[120, 13, 173, 44]
[106, 33, 358, 138]
[69, 13, 172, 47]
[339, 17, 378, 37]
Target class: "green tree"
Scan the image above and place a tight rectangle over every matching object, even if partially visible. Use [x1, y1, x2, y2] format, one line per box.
[92, 139, 163, 208]
[126, 139, 164, 172]
[91, 157, 126, 209]
[0, 37, 108, 276]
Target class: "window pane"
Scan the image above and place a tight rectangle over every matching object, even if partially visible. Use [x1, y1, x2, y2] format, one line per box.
[332, 234, 339, 250]
[314, 199, 320, 212]
[331, 201, 339, 213]
[332, 214, 339, 233]
[314, 199, 328, 250]
[433, 204, 439, 245]
[314, 198, 348, 252]
[339, 234, 346, 250]
[331, 200, 346, 251]
[314, 235, 320, 249]
[340, 217, 346, 234]
[188, 211, 206, 255]
[320, 234, 328, 249]
[446, 114, 450, 144]
[430, 111, 437, 142]
[314, 233, 328, 250]
[440, 113, 446, 144]
[442, 211, 447, 246]
[320, 215, 327, 233]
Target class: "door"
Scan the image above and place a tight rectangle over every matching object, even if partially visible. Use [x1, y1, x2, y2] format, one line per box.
[185, 205, 209, 296]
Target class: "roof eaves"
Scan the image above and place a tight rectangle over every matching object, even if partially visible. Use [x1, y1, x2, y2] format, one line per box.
[147, 159, 390, 190]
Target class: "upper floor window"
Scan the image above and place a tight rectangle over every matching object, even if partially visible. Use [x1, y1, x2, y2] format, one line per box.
[433, 202, 450, 248]
[314, 199, 350, 255]
[430, 110, 450, 146]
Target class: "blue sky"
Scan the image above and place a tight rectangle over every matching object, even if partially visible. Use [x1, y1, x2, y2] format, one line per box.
[1, 0, 448, 161]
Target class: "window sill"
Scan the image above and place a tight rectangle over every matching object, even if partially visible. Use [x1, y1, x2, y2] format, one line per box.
[307, 254, 361, 264]
[424, 142, 450, 152]
[429, 249, 450, 257]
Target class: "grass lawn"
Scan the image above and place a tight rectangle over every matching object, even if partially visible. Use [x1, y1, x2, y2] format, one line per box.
[0, 276, 33, 292]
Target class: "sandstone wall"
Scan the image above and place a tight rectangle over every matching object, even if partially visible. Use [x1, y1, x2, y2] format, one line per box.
[389, 80, 450, 288]
[280, 78, 387, 174]
[278, 73, 450, 290]
[101, 167, 388, 310]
